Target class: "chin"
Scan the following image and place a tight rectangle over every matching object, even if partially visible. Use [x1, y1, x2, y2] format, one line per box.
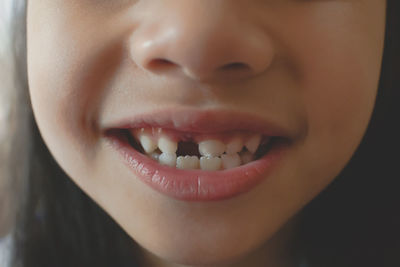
[141, 241, 257, 267]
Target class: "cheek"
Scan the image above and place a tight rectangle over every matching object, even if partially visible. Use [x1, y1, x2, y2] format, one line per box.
[267, 2, 385, 201]
[27, 37, 93, 181]
[27, 2, 128, 180]
[302, 19, 382, 162]
[300, 5, 382, 146]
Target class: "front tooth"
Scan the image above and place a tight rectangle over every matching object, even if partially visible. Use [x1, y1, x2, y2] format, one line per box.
[176, 156, 200, 170]
[159, 153, 177, 167]
[245, 134, 261, 153]
[240, 151, 254, 164]
[158, 136, 178, 154]
[225, 137, 243, 154]
[221, 154, 241, 169]
[200, 156, 222, 171]
[199, 140, 226, 157]
[139, 134, 157, 154]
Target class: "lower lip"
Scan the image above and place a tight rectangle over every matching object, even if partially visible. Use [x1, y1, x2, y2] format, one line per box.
[105, 131, 290, 202]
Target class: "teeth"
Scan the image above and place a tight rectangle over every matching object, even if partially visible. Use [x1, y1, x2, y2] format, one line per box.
[139, 134, 157, 154]
[240, 151, 254, 165]
[159, 153, 177, 167]
[150, 152, 160, 161]
[245, 134, 261, 153]
[200, 156, 222, 171]
[158, 136, 178, 154]
[199, 140, 226, 157]
[221, 153, 241, 169]
[132, 129, 265, 170]
[177, 156, 200, 170]
[225, 137, 243, 154]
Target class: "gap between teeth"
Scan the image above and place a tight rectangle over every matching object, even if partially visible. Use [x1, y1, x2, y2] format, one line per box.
[132, 130, 268, 171]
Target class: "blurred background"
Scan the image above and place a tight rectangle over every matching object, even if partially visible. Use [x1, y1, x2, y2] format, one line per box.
[0, 0, 16, 264]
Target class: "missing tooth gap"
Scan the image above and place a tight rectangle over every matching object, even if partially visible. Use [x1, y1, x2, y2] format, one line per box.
[177, 141, 200, 157]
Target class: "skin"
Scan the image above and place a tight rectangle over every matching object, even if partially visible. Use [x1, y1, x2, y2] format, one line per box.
[27, 0, 386, 266]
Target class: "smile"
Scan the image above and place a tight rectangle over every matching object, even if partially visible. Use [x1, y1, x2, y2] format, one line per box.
[128, 127, 274, 170]
[104, 109, 292, 201]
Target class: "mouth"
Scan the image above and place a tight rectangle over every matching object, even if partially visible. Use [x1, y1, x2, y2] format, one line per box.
[104, 109, 292, 201]
[126, 127, 276, 169]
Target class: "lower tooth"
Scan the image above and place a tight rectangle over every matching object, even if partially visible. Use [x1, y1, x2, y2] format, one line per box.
[200, 156, 222, 171]
[149, 152, 160, 161]
[240, 151, 254, 165]
[221, 153, 241, 169]
[176, 156, 200, 170]
[159, 153, 177, 167]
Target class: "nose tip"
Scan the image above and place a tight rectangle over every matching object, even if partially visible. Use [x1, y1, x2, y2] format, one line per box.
[130, 4, 275, 82]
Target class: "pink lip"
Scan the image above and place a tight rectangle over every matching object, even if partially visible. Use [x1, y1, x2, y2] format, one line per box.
[103, 108, 294, 138]
[103, 109, 292, 201]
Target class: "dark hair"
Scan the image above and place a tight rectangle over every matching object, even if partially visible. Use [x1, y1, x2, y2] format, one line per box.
[8, 0, 400, 266]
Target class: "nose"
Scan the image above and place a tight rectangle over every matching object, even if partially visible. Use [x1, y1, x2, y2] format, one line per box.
[129, 1, 275, 82]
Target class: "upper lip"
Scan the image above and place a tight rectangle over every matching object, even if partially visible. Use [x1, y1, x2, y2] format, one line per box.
[103, 108, 294, 139]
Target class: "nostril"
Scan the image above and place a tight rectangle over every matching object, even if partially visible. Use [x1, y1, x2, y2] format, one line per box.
[145, 59, 252, 80]
[147, 58, 176, 70]
[219, 62, 250, 71]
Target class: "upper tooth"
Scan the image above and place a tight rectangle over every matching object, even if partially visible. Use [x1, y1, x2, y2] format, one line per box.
[139, 134, 157, 154]
[240, 151, 254, 164]
[200, 156, 222, 171]
[158, 136, 178, 154]
[159, 153, 177, 167]
[176, 156, 199, 170]
[245, 134, 261, 153]
[225, 137, 243, 154]
[221, 153, 241, 169]
[199, 140, 226, 157]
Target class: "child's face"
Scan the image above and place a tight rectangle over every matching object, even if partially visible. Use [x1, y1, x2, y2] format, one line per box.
[27, 0, 386, 266]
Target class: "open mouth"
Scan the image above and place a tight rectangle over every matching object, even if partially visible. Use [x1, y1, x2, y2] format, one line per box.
[121, 127, 279, 171]
[103, 109, 291, 201]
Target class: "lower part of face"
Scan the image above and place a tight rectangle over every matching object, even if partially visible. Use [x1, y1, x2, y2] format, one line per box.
[27, 0, 386, 266]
